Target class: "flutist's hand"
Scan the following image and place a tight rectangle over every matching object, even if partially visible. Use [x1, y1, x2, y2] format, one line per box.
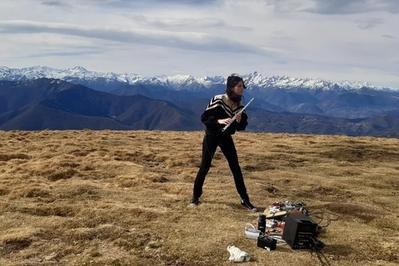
[217, 118, 232, 125]
[236, 113, 242, 123]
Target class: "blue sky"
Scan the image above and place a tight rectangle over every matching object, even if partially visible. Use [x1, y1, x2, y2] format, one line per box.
[0, 0, 398, 87]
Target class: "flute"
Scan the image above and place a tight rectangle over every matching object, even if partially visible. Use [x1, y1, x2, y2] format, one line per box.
[222, 97, 254, 132]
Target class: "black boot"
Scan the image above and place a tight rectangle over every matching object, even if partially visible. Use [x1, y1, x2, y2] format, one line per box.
[189, 196, 201, 207]
[240, 197, 257, 212]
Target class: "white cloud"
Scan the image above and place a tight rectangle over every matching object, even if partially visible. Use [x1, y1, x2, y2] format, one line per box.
[0, 20, 277, 56]
[0, 0, 398, 87]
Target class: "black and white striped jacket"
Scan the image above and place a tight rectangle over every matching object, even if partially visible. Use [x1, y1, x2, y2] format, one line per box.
[201, 93, 248, 136]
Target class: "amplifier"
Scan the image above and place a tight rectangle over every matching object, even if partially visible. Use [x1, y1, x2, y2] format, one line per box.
[282, 214, 318, 249]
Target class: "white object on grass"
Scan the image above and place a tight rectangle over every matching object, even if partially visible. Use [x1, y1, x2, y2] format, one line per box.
[244, 223, 261, 240]
[227, 245, 251, 262]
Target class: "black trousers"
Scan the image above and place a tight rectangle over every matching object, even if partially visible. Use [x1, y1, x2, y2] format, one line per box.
[192, 132, 250, 201]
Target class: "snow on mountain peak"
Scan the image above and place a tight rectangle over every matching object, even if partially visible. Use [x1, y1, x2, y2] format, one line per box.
[0, 66, 396, 91]
[68, 66, 89, 73]
[243, 71, 380, 91]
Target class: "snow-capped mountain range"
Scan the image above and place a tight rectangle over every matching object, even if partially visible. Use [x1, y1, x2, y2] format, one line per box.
[0, 66, 395, 91]
[1, 67, 398, 135]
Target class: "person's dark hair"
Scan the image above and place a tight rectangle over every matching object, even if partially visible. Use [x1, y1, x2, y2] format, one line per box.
[226, 73, 246, 103]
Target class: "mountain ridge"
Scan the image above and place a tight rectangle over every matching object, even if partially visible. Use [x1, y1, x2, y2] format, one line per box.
[0, 78, 199, 131]
[1, 65, 397, 92]
[0, 78, 398, 136]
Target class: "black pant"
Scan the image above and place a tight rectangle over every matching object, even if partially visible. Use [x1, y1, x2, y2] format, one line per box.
[192, 133, 250, 201]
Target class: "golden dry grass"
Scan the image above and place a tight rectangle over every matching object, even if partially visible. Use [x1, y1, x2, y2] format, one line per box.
[0, 130, 398, 265]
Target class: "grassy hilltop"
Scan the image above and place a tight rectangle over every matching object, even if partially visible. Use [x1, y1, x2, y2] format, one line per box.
[0, 130, 398, 265]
